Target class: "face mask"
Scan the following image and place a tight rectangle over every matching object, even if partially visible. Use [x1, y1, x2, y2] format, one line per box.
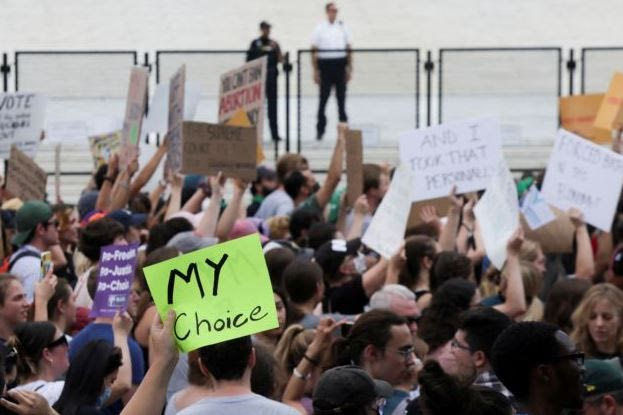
[96, 386, 112, 408]
[353, 252, 368, 275]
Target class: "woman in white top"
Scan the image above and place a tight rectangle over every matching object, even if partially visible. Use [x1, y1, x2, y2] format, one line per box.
[8, 321, 69, 406]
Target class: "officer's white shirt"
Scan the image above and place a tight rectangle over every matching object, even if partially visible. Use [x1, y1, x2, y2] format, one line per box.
[311, 20, 352, 59]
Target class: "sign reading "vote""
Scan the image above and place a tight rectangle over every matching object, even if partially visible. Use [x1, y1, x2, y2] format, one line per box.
[143, 233, 278, 352]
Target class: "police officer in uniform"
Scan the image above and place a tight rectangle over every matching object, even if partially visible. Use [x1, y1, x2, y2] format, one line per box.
[311, 2, 352, 141]
[247, 21, 283, 142]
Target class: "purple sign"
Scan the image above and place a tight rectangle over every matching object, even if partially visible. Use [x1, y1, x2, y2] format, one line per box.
[90, 244, 139, 318]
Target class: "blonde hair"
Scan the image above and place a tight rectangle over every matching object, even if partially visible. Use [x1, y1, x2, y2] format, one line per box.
[266, 216, 290, 240]
[274, 325, 315, 372]
[519, 239, 542, 263]
[571, 283, 623, 357]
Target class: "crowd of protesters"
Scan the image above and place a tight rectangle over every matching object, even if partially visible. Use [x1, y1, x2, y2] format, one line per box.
[1, 122, 623, 415]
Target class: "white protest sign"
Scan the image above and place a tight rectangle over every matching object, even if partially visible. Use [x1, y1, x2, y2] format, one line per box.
[0, 93, 46, 158]
[474, 161, 519, 270]
[521, 185, 555, 230]
[142, 81, 202, 136]
[399, 118, 503, 202]
[362, 164, 413, 259]
[541, 129, 623, 232]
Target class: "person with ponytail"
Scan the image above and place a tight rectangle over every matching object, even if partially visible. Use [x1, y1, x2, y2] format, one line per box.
[8, 321, 69, 406]
[53, 340, 123, 415]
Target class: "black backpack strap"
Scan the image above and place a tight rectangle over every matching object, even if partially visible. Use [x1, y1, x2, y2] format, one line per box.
[8, 250, 40, 271]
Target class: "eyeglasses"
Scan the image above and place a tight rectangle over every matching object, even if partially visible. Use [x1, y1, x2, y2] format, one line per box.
[551, 352, 585, 367]
[384, 346, 415, 360]
[46, 336, 68, 350]
[451, 338, 472, 352]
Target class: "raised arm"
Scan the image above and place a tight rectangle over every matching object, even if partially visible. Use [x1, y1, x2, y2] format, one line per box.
[195, 173, 225, 238]
[120, 310, 178, 415]
[110, 311, 134, 404]
[129, 139, 168, 199]
[164, 173, 184, 220]
[569, 208, 596, 280]
[362, 257, 388, 297]
[311, 123, 346, 210]
[283, 317, 342, 414]
[438, 187, 463, 252]
[110, 157, 139, 211]
[345, 195, 370, 240]
[33, 270, 57, 322]
[216, 179, 248, 241]
[95, 154, 119, 212]
[494, 228, 527, 318]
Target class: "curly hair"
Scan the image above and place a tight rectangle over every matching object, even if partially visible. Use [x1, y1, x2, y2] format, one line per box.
[571, 283, 623, 358]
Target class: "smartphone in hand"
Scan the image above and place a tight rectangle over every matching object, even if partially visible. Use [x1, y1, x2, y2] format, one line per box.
[40, 251, 52, 277]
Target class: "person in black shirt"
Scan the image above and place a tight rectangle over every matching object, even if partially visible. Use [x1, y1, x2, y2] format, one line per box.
[247, 21, 283, 142]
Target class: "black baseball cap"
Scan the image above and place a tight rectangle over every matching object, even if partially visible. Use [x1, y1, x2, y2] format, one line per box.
[106, 209, 147, 232]
[260, 21, 271, 29]
[313, 365, 392, 414]
[313, 238, 361, 277]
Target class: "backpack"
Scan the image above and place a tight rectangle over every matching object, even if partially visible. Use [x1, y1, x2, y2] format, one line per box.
[0, 250, 40, 274]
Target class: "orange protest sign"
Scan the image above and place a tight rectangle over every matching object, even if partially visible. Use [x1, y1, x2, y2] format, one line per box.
[560, 94, 611, 144]
[594, 73, 623, 132]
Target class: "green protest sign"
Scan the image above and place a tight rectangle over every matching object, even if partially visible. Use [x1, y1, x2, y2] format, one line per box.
[143, 233, 278, 352]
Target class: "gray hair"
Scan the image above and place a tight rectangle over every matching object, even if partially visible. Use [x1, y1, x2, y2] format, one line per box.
[369, 284, 416, 310]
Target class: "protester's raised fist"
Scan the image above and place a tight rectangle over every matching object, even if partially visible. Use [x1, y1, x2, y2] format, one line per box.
[506, 227, 524, 256]
[448, 186, 464, 212]
[149, 309, 178, 367]
[113, 310, 134, 336]
[568, 208, 585, 229]
[353, 195, 370, 215]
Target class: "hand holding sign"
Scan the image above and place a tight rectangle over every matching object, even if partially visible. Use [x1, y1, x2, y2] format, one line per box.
[143, 233, 278, 352]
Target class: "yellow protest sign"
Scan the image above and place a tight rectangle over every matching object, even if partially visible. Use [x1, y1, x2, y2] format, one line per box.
[226, 108, 265, 163]
[143, 233, 277, 352]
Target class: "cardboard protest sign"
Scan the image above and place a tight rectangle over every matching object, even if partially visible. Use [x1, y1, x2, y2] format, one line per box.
[399, 118, 503, 202]
[521, 185, 555, 230]
[521, 206, 574, 254]
[560, 94, 611, 144]
[218, 57, 267, 156]
[362, 164, 414, 259]
[143, 233, 278, 352]
[164, 65, 186, 173]
[181, 122, 257, 180]
[88, 130, 121, 168]
[345, 129, 363, 208]
[594, 73, 623, 132]
[406, 198, 452, 229]
[474, 162, 519, 270]
[90, 244, 139, 318]
[0, 92, 46, 158]
[6, 145, 47, 201]
[541, 129, 623, 232]
[120, 68, 149, 168]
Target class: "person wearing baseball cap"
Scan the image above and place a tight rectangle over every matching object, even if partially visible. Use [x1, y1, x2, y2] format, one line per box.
[583, 359, 623, 415]
[106, 209, 147, 244]
[314, 238, 387, 315]
[313, 365, 392, 415]
[10, 201, 59, 302]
